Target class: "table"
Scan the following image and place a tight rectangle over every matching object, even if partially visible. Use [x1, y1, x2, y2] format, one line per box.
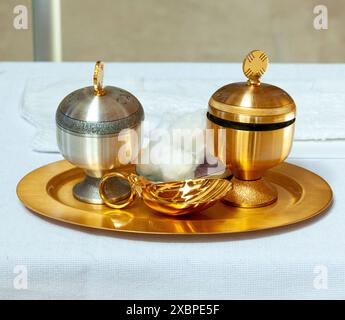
[0, 62, 344, 299]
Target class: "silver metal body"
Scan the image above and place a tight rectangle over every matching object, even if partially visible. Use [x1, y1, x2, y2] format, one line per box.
[57, 126, 141, 178]
[56, 85, 144, 204]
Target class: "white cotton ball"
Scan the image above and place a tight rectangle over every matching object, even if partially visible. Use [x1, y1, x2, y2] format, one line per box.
[136, 147, 162, 180]
[159, 145, 198, 181]
[136, 141, 199, 182]
[172, 109, 206, 130]
[168, 110, 206, 164]
[134, 99, 208, 182]
[160, 163, 198, 181]
[149, 142, 172, 165]
[136, 164, 162, 181]
[135, 141, 170, 181]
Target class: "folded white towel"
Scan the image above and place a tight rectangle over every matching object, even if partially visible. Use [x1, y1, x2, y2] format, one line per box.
[21, 75, 345, 179]
[21, 77, 345, 152]
[22, 76, 214, 153]
[22, 75, 345, 152]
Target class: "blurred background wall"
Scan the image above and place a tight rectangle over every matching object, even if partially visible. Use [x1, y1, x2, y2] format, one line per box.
[0, 0, 344, 62]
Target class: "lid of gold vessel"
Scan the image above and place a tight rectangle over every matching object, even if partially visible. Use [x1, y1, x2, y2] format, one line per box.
[56, 61, 144, 135]
[208, 50, 296, 126]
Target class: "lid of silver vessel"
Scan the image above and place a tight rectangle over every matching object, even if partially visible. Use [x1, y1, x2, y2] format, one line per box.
[56, 61, 144, 135]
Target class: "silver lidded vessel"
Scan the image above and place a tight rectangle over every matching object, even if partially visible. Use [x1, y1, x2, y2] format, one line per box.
[56, 61, 144, 204]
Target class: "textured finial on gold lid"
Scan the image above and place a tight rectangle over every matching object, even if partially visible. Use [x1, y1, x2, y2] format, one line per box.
[242, 50, 269, 86]
[93, 61, 106, 96]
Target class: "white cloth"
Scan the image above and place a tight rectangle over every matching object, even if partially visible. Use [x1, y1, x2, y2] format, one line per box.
[0, 62, 345, 299]
[22, 64, 345, 153]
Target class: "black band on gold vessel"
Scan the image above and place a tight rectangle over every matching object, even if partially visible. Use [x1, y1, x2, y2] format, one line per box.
[207, 112, 295, 131]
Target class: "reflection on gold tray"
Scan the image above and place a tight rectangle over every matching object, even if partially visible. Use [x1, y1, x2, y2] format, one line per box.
[16, 160, 333, 235]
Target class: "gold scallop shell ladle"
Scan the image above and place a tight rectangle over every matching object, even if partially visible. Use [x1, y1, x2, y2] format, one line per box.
[99, 173, 232, 216]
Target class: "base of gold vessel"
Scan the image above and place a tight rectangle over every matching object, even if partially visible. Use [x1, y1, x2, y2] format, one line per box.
[222, 177, 278, 208]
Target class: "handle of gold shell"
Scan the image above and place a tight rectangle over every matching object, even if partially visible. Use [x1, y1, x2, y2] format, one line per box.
[99, 172, 137, 209]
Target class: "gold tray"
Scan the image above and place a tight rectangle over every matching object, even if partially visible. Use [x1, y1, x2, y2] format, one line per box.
[16, 160, 333, 235]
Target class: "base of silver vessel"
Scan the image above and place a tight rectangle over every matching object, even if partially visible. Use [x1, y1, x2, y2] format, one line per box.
[73, 174, 131, 204]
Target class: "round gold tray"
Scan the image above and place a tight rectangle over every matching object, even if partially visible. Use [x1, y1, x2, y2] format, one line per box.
[16, 160, 332, 235]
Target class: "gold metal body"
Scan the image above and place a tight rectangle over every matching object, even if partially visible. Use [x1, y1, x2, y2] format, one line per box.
[99, 172, 232, 216]
[16, 160, 332, 235]
[207, 122, 294, 181]
[207, 50, 296, 207]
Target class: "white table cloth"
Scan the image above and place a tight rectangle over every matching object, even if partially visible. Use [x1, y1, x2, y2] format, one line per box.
[0, 62, 345, 299]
